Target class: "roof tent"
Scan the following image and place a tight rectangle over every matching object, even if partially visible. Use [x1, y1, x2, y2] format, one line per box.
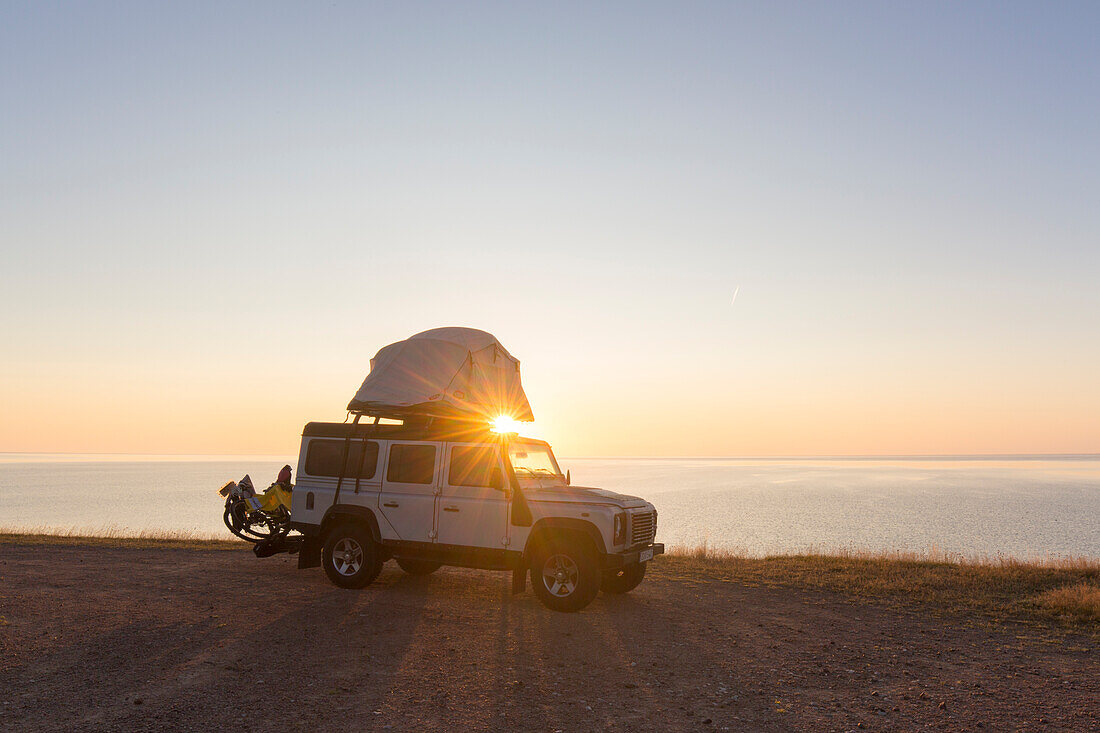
[347, 327, 534, 422]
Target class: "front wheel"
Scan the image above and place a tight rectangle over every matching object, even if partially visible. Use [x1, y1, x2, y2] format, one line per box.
[322, 522, 382, 589]
[601, 562, 647, 594]
[530, 540, 601, 612]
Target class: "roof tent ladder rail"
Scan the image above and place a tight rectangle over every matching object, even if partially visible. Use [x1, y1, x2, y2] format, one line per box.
[354, 417, 380, 494]
[332, 413, 361, 508]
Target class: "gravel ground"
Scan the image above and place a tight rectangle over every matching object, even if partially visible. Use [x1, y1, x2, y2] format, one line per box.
[0, 541, 1097, 732]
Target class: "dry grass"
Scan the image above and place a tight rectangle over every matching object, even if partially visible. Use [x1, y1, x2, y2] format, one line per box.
[664, 543, 1100, 636]
[0, 526, 242, 551]
[1031, 583, 1100, 624]
[2, 529, 1096, 635]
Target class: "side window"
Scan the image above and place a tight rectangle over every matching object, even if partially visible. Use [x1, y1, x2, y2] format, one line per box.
[386, 444, 437, 484]
[305, 439, 379, 479]
[449, 445, 501, 489]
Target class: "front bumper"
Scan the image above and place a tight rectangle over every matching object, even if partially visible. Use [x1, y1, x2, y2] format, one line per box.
[604, 542, 664, 569]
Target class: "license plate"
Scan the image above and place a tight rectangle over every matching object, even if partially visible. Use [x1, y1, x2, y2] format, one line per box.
[638, 548, 654, 562]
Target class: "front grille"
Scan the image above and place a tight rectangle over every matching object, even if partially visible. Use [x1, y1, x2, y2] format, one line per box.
[630, 510, 656, 546]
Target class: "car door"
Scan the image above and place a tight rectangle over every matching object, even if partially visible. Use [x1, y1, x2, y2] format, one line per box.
[436, 442, 509, 549]
[377, 441, 440, 542]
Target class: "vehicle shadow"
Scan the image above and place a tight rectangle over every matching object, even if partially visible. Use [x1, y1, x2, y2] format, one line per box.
[1, 557, 434, 733]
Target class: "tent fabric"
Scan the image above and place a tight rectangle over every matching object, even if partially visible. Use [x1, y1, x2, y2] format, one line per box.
[347, 327, 534, 421]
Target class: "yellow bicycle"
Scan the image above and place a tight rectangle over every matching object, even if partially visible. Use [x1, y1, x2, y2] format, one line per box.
[219, 475, 292, 543]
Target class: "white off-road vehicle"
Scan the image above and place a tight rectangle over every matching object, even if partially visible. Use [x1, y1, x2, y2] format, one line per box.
[289, 418, 662, 612]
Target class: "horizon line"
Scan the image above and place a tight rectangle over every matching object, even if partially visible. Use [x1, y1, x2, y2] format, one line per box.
[2, 450, 1098, 461]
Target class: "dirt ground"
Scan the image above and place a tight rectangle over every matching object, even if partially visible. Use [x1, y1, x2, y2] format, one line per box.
[1, 541, 1096, 732]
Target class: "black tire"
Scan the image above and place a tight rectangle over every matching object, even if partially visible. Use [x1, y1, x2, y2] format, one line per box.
[242, 513, 278, 540]
[395, 558, 443, 576]
[223, 502, 272, 544]
[322, 522, 382, 589]
[601, 562, 647, 594]
[530, 537, 601, 612]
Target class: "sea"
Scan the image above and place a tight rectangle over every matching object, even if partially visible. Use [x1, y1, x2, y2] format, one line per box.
[1, 454, 1098, 560]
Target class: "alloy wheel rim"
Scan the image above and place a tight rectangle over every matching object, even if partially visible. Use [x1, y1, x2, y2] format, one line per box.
[542, 554, 579, 596]
[333, 538, 363, 576]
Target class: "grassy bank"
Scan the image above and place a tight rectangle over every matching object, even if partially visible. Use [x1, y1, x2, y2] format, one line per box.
[2, 530, 1096, 636]
[666, 544, 1100, 636]
[0, 528, 241, 551]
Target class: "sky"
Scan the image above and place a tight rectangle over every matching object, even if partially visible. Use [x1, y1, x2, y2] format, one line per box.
[2, 1, 1098, 457]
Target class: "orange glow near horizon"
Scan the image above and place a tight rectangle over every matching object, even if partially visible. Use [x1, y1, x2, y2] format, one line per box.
[0, 358, 1097, 456]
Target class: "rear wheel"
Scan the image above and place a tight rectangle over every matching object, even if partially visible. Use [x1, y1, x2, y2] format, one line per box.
[396, 558, 443, 576]
[322, 522, 382, 588]
[601, 561, 647, 594]
[530, 538, 601, 612]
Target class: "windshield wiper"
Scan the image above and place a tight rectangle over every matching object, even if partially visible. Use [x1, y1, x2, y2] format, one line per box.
[513, 467, 562, 482]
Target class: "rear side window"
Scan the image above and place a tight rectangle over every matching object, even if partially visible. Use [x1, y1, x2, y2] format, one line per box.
[305, 439, 379, 479]
[386, 444, 436, 484]
[449, 445, 500, 488]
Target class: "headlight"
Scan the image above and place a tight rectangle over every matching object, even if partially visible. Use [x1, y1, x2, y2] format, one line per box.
[613, 512, 627, 545]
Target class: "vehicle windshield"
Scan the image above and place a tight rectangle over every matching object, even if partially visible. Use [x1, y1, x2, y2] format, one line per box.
[508, 441, 562, 481]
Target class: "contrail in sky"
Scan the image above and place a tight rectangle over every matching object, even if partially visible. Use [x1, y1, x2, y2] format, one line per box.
[731, 286, 740, 305]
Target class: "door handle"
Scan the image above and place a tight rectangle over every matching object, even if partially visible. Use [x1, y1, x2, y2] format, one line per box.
[383, 502, 399, 508]
[443, 505, 459, 512]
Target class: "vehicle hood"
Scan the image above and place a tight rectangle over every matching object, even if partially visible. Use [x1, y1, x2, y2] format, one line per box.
[522, 484, 649, 509]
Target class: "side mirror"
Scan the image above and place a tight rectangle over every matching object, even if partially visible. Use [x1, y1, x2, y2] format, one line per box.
[566, 469, 571, 486]
[490, 467, 505, 490]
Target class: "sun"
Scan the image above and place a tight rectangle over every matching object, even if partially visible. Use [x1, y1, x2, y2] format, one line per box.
[490, 415, 528, 434]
